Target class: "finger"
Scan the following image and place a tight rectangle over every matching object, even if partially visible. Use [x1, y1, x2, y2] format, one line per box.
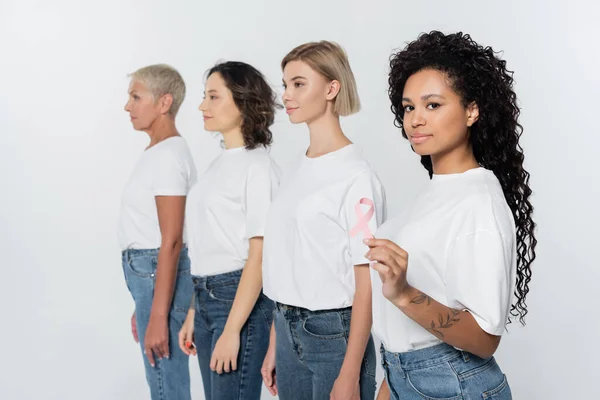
[272, 378, 278, 396]
[131, 316, 139, 343]
[364, 238, 408, 257]
[223, 358, 231, 374]
[210, 354, 217, 371]
[367, 248, 402, 270]
[145, 347, 156, 368]
[186, 331, 196, 356]
[375, 246, 408, 270]
[152, 343, 164, 360]
[261, 366, 271, 386]
[370, 262, 392, 278]
[216, 359, 225, 375]
[178, 330, 189, 355]
[162, 338, 170, 360]
[231, 356, 237, 371]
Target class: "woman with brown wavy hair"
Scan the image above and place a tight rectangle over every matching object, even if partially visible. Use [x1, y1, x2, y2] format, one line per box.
[178, 61, 281, 399]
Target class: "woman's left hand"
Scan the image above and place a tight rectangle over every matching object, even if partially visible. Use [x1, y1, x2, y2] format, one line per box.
[330, 372, 360, 400]
[210, 328, 240, 374]
[364, 238, 411, 302]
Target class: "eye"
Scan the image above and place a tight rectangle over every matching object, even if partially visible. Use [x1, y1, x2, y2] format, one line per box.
[210, 95, 217, 100]
[403, 104, 414, 113]
[282, 83, 287, 89]
[294, 82, 303, 88]
[427, 103, 440, 110]
[133, 95, 140, 100]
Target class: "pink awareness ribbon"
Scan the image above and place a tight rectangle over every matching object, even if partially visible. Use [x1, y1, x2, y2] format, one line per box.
[349, 198, 375, 239]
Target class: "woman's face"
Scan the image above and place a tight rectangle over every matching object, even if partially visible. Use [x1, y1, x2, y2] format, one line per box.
[401, 69, 478, 158]
[199, 72, 242, 134]
[282, 60, 338, 124]
[124, 80, 162, 131]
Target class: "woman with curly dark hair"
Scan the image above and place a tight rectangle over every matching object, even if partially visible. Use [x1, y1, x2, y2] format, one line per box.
[365, 31, 536, 399]
[178, 61, 281, 399]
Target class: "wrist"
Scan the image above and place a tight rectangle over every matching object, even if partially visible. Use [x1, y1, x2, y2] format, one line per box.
[395, 284, 416, 310]
[338, 362, 361, 380]
[223, 323, 241, 335]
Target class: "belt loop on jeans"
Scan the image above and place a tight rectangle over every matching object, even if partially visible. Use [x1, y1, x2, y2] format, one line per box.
[396, 353, 406, 379]
[460, 350, 470, 362]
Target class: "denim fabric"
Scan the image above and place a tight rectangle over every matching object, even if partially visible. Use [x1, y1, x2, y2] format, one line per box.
[192, 269, 274, 400]
[273, 303, 376, 400]
[381, 343, 511, 400]
[122, 247, 193, 400]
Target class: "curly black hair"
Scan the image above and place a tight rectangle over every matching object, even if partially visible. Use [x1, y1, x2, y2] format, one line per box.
[207, 61, 281, 149]
[388, 31, 537, 325]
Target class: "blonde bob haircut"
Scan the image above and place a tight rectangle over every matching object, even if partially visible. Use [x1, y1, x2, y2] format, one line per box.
[281, 41, 360, 116]
[128, 64, 186, 117]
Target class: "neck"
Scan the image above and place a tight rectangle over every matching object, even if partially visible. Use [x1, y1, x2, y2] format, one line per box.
[146, 116, 179, 147]
[431, 142, 479, 175]
[305, 110, 351, 158]
[221, 127, 245, 150]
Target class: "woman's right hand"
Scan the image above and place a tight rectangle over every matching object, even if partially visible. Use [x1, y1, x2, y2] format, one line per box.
[261, 323, 277, 396]
[178, 308, 196, 356]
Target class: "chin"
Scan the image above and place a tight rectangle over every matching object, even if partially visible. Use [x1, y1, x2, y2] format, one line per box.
[288, 114, 304, 124]
[410, 143, 436, 157]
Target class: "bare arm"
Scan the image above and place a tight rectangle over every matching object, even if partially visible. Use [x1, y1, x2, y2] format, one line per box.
[367, 238, 501, 359]
[210, 237, 265, 374]
[333, 265, 373, 393]
[224, 237, 264, 333]
[376, 378, 390, 400]
[143, 195, 186, 366]
[392, 285, 500, 359]
[153, 195, 186, 317]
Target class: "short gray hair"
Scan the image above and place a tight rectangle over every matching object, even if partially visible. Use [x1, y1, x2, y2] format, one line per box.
[128, 64, 186, 117]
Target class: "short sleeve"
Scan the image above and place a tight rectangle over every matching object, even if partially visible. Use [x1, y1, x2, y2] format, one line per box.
[244, 158, 279, 239]
[152, 149, 190, 196]
[445, 230, 513, 336]
[344, 170, 387, 266]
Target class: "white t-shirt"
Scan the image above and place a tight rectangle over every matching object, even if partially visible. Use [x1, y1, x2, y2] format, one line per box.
[118, 136, 197, 250]
[263, 144, 387, 311]
[186, 146, 281, 276]
[371, 167, 516, 353]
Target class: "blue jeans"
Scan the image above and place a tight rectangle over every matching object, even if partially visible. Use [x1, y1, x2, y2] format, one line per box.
[192, 269, 274, 400]
[274, 303, 377, 400]
[381, 343, 512, 399]
[122, 247, 193, 400]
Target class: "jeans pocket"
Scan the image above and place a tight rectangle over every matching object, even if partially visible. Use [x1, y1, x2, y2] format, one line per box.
[171, 272, 194, 313]
[406, 362, 464, 400]
[301, 312, 346, 340]
[208, 282, 237, 303]
[482, 375, 511, 399]
[126, 255, 156, 278]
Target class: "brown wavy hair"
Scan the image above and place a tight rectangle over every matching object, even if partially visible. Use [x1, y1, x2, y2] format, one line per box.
[207, 61, 281, 149]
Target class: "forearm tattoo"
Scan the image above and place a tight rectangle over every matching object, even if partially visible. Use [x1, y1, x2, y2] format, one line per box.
[410, 291, 461, 339]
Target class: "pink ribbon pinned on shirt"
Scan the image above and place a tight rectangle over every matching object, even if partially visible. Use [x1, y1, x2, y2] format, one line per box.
[349, 198, 375, 239]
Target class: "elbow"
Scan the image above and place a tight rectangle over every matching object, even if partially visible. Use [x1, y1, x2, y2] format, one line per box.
[473, 335, 501, 359]
[161, 236, 184, 252]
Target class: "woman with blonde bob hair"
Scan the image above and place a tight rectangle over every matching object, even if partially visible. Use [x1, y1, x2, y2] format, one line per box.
[261, 41, 386, 400]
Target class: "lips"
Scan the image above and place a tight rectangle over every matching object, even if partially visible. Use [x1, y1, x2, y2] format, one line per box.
[286, 107, 298, 115]
[410, 133, 432, 144]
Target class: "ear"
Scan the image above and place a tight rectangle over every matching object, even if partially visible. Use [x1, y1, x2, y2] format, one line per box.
[325, 80, 341, 101]
[466, 101, 479, 127]
[158, 94, 174, 115]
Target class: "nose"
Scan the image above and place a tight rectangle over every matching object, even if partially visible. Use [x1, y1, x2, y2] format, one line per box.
[199, 98, 207, 112]
[124, 99, 130, 112]
[282, 88, 291, 104]
[409, 107, 426, 128]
